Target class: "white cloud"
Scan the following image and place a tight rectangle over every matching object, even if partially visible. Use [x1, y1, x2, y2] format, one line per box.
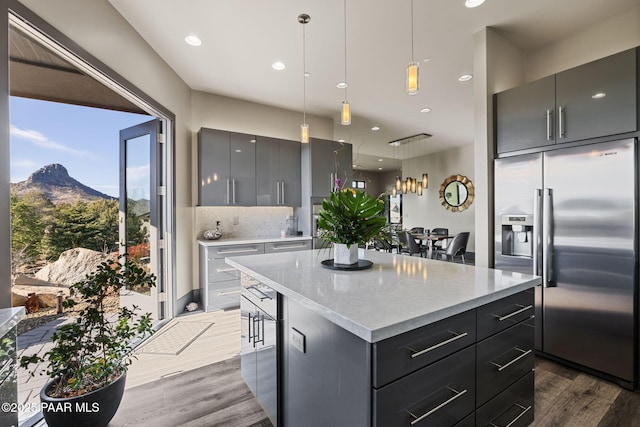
[10, 124, 94, 157]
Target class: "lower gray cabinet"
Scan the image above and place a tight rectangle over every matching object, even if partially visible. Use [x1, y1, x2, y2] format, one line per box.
[476, 371, 534, 427]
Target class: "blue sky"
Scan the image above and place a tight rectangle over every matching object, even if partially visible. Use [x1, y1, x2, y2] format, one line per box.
[10, 96, 151, 197]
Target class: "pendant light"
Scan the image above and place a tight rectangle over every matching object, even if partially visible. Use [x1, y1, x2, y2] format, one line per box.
[417, 182, 423, 196]
[406, 0, 419, 95]
[395, 176, 402, 191]
[299, 14, 310, 143]
[422, 173, 428, 189]
[340, 0, 351, 125]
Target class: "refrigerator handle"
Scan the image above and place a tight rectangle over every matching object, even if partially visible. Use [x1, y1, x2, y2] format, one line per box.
[542, 188, 555, 287]
[533, 189, 543, 276]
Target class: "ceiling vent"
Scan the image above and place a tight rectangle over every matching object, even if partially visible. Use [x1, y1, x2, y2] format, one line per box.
[388, 133, 432, 146]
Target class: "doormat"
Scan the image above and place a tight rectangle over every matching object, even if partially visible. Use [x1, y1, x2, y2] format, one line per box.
[141, 321, 214, 355]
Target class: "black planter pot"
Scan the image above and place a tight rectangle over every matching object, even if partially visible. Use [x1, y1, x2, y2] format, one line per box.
[40, 371, 127, 427]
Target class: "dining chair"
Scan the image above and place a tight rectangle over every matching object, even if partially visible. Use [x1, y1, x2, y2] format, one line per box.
[409, 227, 424, 234]
[442, 232, 470, 264]
[429, 227, 449, 256]
[398, 231, 425, 257]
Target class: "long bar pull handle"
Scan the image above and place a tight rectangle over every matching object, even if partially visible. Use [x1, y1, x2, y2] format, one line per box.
[247, 285, 273, 301]
[494, 304, 533, 322]
[558, 106, 565, 138]
[543, 188, 555, 287]
[533, 189, 542, 276]
[215, 267, 237, 273]
[226, 179, 231, 205]
[252, 314, 260, 347]
[489, 403, 532, 427]
[270, 244, 308, 251]
[407, 387, 468, 425]
[281, 181, 285, 205]
[232, 179, 236, 205]
[276, 181, 281, 205]
[546, 109, 553, 141]
[247, 312, 253, 344]
[217, 248, 260, 254]
[409, 331, 468, 359]
[330, 173, 334, 193]
[490, 347, 533, 371]
[217, 289, 241, 296]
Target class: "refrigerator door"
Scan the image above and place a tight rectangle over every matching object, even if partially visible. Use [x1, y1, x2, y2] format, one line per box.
[494, 153, 543, 274]
[543, 139, 636, 382]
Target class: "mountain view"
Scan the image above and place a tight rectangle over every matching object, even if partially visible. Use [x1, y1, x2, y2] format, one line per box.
[11, 163, 115, 205]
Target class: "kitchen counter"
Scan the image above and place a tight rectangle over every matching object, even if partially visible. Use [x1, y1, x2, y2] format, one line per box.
[197, 235, 311, 247]
[226, 249, 540, 343]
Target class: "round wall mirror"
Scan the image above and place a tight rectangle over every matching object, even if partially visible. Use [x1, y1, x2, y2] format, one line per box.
[439, 174, 474, 212]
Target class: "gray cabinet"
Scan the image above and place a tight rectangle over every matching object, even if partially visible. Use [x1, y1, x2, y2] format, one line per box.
[198, 128, 256, 206]
[496, 48, 637, 153]
[305, 138, 353, 197]
[256, 136, 301, 206]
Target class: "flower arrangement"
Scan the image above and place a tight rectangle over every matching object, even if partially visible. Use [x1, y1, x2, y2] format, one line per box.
[317, 188, 388, 248]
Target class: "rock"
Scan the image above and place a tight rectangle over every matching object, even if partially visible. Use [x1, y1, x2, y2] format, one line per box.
[12, 286, 69, 308]
[13, 274, 55, 287]
[35, 248, 112, 287]
[11, 292, 27, 307]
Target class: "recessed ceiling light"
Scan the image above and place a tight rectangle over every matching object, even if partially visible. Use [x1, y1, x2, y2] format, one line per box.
[338, 139, 346, 143]
[353, 164, 358, 168]
[592, 92, 606, 99]
[249, 139, 256, 143]
[420, 107, 432, 113]
[304, 72, 311, 78]
[336, 82, 348, 89]
[371, 126, 381, 131]
[465, 0, 486, 8]
[272, 61, 285, 71]
[458, 74, 473, 82]
[184, 35, 202, 46]
[423, 58, 430, 62]
[235, 149, 242, 153]
[377, 158, 383, 162]
[378, 167, 383, 171]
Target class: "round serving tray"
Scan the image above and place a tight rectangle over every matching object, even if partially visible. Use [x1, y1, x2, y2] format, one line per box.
[320, 259, 373, 271]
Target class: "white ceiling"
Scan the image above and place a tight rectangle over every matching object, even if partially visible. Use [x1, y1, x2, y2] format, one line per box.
[108, 0, 640, 171]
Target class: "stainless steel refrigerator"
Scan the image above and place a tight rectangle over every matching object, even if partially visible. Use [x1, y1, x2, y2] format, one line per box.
[494, 138, 636, 387]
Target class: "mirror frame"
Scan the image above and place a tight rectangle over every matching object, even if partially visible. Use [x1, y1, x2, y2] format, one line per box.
[439, 174, 474, 212]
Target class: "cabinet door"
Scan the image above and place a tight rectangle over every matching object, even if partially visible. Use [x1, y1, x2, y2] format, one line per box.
[556, 48, 637, 143]
[335, 141, 353, 189]
[310, 138, 339, 197]
[256, 310, 278, 425]
[229, 132, 257, 205]
[198, 128, 230, 205]
[279, 139, 301, 206]
[240, 296, 257, 396]
[495, 76, 556, 153]
[256, 136, 280, 206]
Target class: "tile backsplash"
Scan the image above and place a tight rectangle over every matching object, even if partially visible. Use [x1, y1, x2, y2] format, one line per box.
[195, 206, 295, 239]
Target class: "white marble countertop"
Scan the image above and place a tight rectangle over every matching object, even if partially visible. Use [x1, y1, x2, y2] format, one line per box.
[0, 307, 25, 337]
[198, 236, 312, 247]
[226, 250, 541, 343]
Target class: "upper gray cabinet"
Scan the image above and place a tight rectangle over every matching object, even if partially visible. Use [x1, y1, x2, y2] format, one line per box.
[198, 128, 256, 206]
[496, 48, 637, 154]
[306, 138, 353, 198]
[256, 136, 301, 206]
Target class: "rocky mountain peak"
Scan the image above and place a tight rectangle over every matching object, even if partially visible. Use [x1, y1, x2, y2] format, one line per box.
[27, 163, 71, 186]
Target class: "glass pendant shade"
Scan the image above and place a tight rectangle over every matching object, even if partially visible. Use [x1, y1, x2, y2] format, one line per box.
[422, 173, 428, 188]
[417, 182, 423, 196]
[301, 123, 309, 143]
[411, 178, 417, 193]
[407, 61, 419, 95]
[392, 187, 397, 197]
[341, 101, 351, 125]
[395, 176, 402, 191]
[401, 180, 408, 194]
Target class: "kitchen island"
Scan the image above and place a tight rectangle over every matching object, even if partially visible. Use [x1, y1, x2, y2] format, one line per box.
[227, 250, 541, 427]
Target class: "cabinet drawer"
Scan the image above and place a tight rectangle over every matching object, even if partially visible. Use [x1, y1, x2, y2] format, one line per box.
[476, 371, 534, 427]
[373, 309, 476, 388]
[207, 244, 265, 259]
[207, 258, 241, 283]
[476, 322, 534, 406]
[264, 240, 311, 253]
[454, 412, 475, 427]
[206, 282, 241, 311]
[477, 290, 534, 341]
[373, 346, 475, 427]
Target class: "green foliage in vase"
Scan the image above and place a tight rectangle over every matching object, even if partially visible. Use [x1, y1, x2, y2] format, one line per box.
[317, 189, 388, 247]
[19, 255, 155, 398]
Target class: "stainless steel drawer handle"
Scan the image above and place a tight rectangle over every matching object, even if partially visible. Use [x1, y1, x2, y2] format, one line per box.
[215, 267, 236, 273]
[217, 289, 241, 296]
[247, 285, 272, 301]
[489, 403, 532, 427]
[271, 244, 307, 250]
[409, 331, 468, 359]
[493, 304, 533, 322]
[490, 347, 532, 372]
[217, 248, 260, 254]
[407, 386, 468, 425]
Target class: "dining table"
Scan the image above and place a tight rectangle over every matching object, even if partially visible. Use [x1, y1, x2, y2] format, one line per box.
[410, 233, 455, 259]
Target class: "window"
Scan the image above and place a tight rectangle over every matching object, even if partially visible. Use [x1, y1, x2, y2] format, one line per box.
[352, 180, 366, 189]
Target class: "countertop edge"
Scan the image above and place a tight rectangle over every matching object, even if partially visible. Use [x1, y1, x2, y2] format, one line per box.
[226, 257, 540, 343]
[198, 236, 312, 246]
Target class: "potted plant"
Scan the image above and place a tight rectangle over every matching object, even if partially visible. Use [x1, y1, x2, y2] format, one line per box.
[317, 188, 388, 265]
[20, 255, 155, 427]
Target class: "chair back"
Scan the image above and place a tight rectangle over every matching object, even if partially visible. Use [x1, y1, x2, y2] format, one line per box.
[398, 231, 421, 254]
[445, 232, 470, 257]
[396, 231, 409, 247]
[431, 228, 448, 236]
[409, 227, 424, 234]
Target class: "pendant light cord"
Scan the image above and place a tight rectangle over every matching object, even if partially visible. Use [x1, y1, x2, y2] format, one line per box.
[303, 22, 306, 125]
[410, 0, 415, 62]
[344, 0, 348, 101]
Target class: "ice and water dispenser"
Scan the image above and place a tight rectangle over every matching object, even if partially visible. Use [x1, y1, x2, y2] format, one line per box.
[501, 215, 533, 258]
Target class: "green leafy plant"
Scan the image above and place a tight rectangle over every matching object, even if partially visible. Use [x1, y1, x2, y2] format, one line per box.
[20, 255, 155, 398]
[317, 189, 388, 247]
